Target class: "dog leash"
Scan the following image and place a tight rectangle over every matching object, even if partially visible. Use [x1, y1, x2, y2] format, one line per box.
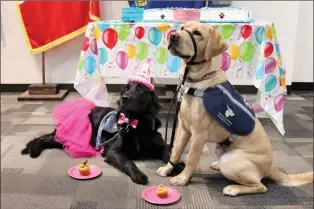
[164, 29, 205, 170]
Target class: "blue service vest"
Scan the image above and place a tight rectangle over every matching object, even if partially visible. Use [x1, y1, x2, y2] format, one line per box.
[202, 82, 256, 136]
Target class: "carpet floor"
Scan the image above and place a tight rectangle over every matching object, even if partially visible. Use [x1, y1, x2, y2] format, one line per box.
[1, 92, 313, 209]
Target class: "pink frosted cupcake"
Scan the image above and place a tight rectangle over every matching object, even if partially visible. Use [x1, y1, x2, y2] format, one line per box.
[173, 8, 200, 22]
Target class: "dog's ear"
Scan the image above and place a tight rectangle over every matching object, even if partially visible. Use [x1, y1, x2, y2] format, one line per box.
[148, 91, 161, 116]
[204, 27, 228, 60]
[116, 87, 125, 106]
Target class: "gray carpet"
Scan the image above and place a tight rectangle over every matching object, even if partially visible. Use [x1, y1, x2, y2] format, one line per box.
[1, 92, 313, 209]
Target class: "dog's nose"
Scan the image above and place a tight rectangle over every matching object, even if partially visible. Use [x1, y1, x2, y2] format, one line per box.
[122, 96, 129, 102]
[170, 33, 180, 43]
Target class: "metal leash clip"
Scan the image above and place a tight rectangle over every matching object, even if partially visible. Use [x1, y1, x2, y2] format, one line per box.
[119, 123, 130, 133]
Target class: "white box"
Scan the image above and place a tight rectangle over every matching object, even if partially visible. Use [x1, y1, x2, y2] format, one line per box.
[143, 8, 174, 22]
[200, 7, 252, 23]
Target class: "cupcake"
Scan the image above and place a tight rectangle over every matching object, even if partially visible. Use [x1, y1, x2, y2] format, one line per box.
[78, 159, 90, 176]
[156, 184, 168, 198]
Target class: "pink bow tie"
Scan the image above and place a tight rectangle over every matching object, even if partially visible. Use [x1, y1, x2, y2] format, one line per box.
[118, 113, 138, 129]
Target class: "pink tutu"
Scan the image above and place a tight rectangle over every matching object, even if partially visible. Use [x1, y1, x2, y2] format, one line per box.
[53, 98, 101, 158]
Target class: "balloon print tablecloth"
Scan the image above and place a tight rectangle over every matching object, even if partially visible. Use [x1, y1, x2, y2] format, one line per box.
[74, 20, 287, 135]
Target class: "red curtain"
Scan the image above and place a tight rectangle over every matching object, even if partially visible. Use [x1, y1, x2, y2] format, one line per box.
[16, 1, 100, 54]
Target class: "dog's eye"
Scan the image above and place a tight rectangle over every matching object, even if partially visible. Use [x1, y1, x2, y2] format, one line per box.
[181, 26, 184, 30]
[137, 88, 143, 93]
[193, 31, 201, 36]
[124, 85, 130, 91]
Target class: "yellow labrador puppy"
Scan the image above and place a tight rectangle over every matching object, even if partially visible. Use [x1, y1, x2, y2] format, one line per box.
[156, 21, 313, 196]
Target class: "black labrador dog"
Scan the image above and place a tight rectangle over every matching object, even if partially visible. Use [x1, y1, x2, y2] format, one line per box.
[21, 81, 166, 184]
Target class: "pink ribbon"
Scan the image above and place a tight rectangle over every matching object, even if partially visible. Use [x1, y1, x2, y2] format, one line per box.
[118, 113, 138, 129]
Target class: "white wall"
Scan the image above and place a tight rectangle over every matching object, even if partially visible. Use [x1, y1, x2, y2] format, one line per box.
[1, 1, 313, 85]
[0, 1, 126, 84]
[292, 1, 313, 82]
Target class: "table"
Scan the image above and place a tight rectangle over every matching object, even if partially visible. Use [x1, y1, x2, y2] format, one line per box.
[74, 20, 287, 135]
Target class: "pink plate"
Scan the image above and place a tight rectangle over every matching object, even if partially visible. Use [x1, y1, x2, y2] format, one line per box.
[68, 165, 102, 180]
[142, 186, 181, 205]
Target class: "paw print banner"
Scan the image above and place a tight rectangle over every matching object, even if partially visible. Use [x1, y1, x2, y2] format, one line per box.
[74, 20, 287, 135]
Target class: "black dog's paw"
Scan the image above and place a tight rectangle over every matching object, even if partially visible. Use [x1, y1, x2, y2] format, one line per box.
[101, 149, 108, 157]
[130, 171, 149, 185]
[21, 147, 30, 155]
[29, 150, 41, 158]
[170, 161, 186, 176]
[21, 146, 41, 158]
[28, 144, 42, 158]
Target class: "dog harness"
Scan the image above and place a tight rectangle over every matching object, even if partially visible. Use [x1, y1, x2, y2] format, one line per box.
[95, 111, 159, 150]
[95, 112, 139, 150]
[182, 79, 256, 148]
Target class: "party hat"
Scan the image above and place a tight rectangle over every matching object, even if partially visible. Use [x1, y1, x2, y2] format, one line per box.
[128, 60, 154, 91]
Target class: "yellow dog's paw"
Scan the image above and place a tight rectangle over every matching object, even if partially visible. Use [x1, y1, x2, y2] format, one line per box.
[211, 161, 220, 171]
[156, 165, 172, 177]
[222, 185, 241, 197]
[170, 174, 189, 186]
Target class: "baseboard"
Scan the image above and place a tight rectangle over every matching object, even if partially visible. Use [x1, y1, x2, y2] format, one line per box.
[0, 83, 299, 94]
[290, 82, 313, 92]
[0, 84, 125, 93]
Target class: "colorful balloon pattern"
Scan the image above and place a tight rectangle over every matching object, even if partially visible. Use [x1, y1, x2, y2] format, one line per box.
[275, 44, 280, 56]
[229, 44, 239, 60]
[76, 22, 286, 135]
[255, 61, 264, 79]
[240, 25, 252, 39]
[135, 42, 149, 61]
[156, 47, 168, 64]
[265, 74, 277, 92]
[98, 48, 108, 65]
[125, 44, 136, 59]
[255, 27, 265, 45]
[90, 39, 98, 55]
[221, 52, 230, 72]
[279, 76, 286, 87]
[239, 42, 255, 63]
[82, 37, 89, 51]
[135, 26, 145, 40]
[77, 56, 84, 70]
[265, 26, 273, 40]
[274, 94, 284, 112]
[167, 56, 181, 73]
[98, 23, 110, 32]
[264, 42, 274, 57]
[221, 25, 235, 39]
[115, 24, 130, 41]
[265, 57, 276, 74]
[148, 28, 162, 46]
[279, 67, 284, 76]
[157, 23, 169, 33]
[116, 51, 128, 70]
[84, 56, 96, 75]
[102, 28, 117, 49]
[79, 23, 285, 86]
[93, 27, 101, 40]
